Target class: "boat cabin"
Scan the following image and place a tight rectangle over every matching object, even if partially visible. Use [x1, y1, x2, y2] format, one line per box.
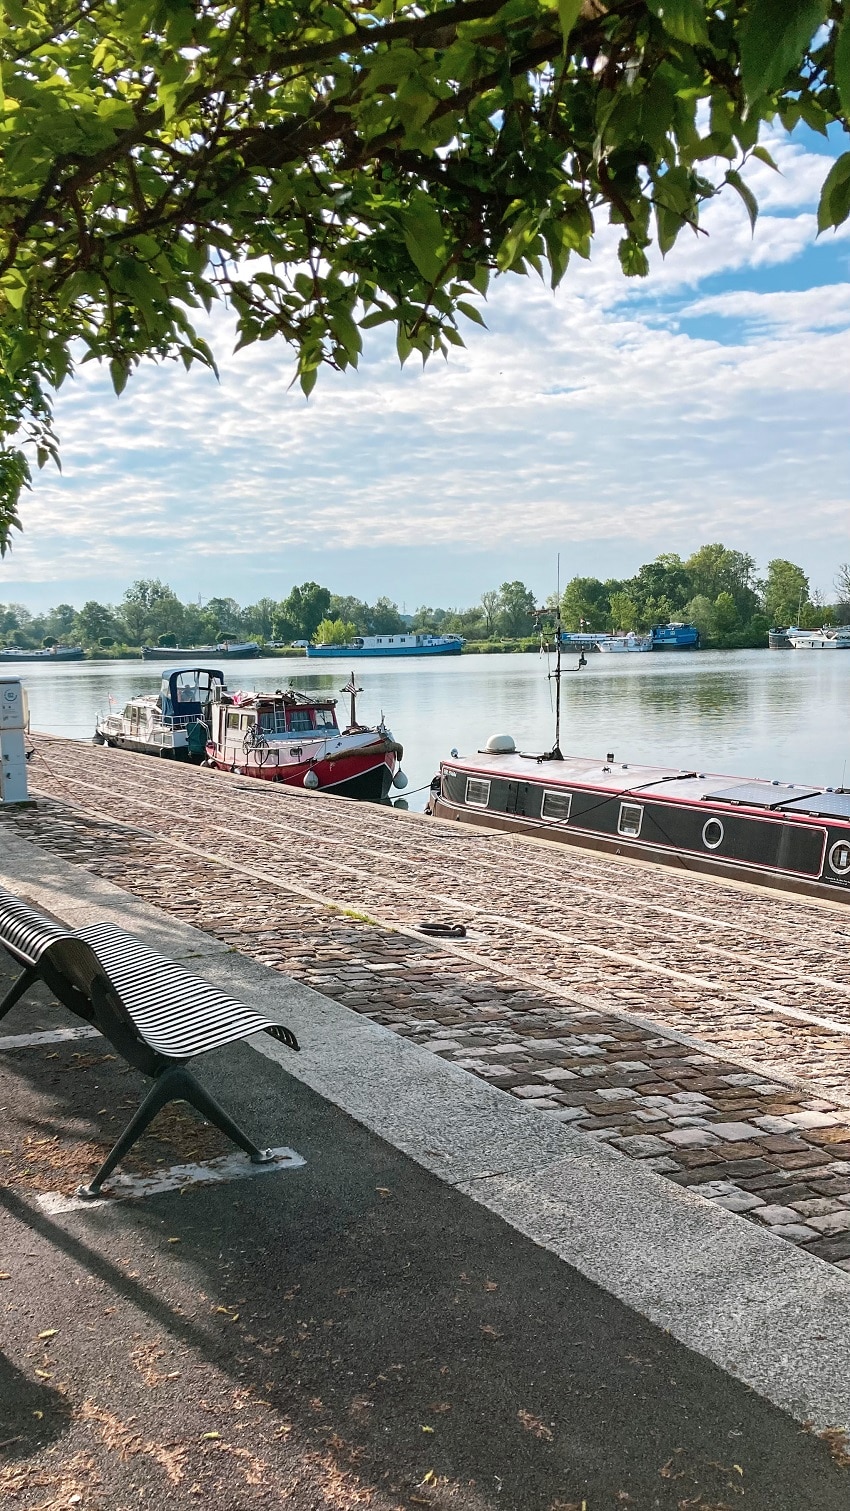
[157, 667, 225, 725]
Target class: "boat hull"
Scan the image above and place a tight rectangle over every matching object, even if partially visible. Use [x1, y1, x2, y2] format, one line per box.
[430, 754, 850, 904]
[209, 749, 395, 800]
[141, 644, 259, 660]
[306, 643, 462, 658]
[100, 734, 191, 759]
[0, 648, 85, 662]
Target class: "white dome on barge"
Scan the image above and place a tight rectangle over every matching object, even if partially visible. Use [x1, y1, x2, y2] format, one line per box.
[484, 733, 516, 753]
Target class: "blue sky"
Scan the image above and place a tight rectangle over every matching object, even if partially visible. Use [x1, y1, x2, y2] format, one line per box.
[2, 124, 849, 614]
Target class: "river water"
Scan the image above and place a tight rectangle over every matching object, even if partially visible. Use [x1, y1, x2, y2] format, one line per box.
[8, 649, 850, 811]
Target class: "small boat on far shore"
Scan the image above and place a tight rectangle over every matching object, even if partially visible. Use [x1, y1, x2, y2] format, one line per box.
[597, 634, 652, 654]
[141, 641, 260, 661]
[0, 645, 85, 662]
[788, 628, 850, 650]
[307, 633, 463, 659]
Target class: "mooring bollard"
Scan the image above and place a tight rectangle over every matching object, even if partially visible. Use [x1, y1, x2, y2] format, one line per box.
[0, 678, 28, 805]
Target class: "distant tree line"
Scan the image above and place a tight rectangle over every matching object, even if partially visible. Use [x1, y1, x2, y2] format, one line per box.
[2, 549, 848, 653]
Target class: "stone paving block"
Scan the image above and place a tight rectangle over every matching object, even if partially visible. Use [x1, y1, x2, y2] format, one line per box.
[767, 1223, 820, 1243]
[756, 1204, 801, 1226]
[805, 1233, 850, 1262]
[805, 1212, 850, 1236]
[809, 1176, 850, 1197]
[663, 1128, 721, 1149]
[792, 1197, 849, 1218]
[644, 1155, 682, 1174]
[752, 1115, 797, 1134]
[538, 1068, 579, 1083]
[757, 1135, 811, 1154]
[713, 1192, 767, 1215]
[706, 1122, 761, 1141]
[784, 1111, 843, 1130]
[611, 1134, 672, 1157]
[595, 1087, 638, 1101]
[511, 1084, 551, 1098]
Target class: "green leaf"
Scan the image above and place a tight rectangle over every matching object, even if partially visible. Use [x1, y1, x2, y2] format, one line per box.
[740, 0, 829, 102]
[456, 300, 486, 327]
[835, 18, 850, 121]
[646, 0, 709, 46]
[618, 237, 650, 277]
[817, 151, 850, 232]
[109, 358, 128, 395]
[751, 145, 779, 171]
[725, 169, 758, 232]
[557, 0, 582, 50]
[400, 198, 446, 283]
[299, 365, 317, 397]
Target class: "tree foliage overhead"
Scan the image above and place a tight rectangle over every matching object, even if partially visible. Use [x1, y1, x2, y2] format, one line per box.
[1, 0, 849, 551]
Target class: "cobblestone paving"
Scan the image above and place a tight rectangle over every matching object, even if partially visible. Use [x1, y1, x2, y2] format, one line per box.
[6, 733, 850, 1273]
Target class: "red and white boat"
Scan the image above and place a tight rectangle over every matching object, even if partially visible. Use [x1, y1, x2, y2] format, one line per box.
[205, 673, 405, 802]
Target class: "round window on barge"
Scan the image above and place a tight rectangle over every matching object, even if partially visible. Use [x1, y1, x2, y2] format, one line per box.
[828, 839, 850, 877]
[702, 817, 724, 851]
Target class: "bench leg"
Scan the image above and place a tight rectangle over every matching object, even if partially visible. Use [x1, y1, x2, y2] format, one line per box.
[0, 964, 38, 1022]
[76, 1065, 273, 1199]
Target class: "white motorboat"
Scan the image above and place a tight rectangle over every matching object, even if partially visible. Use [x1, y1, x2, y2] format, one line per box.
[597, 634, 653, 654]
[788, 628, 850, 650]
[94, 666, 225, 758]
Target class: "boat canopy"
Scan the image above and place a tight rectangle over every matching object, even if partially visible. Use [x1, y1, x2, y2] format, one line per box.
[158, 667, 225, 718]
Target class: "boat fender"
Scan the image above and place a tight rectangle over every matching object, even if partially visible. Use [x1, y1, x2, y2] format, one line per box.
[304, 769, 320, 789]
[392, 769, 409, 790]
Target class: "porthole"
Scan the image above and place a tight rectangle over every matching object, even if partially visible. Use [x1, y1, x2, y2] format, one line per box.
[828, 839, 850, 876]
[541, 790, 572, 822]
[702, 818, 725, 851]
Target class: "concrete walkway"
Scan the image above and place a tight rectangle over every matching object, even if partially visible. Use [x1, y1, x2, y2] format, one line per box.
[2, 833, 850, 1508]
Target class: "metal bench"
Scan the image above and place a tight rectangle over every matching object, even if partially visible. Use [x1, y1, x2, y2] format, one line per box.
[0, 886, 299, 1198]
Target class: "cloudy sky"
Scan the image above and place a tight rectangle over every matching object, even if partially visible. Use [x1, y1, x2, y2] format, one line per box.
[2, 123, 849, 614]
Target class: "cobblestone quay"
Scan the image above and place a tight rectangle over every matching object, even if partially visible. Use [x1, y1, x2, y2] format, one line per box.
[7, 732, 850, 1271]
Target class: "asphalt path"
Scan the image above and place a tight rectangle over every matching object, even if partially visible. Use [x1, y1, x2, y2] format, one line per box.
[2, 953, 850, 1511]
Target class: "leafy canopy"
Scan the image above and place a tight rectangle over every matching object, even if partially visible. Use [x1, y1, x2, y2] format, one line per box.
[1, 0, 849, 551]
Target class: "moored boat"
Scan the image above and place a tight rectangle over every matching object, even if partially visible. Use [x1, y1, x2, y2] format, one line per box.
[650, 622, 700, 649]
[95, 667, 225, 758]
[141, 641, 260, 660]
[788, 628, 850, 650]
[307, 633, 463, 658]
[0, 645, 85, 662]
[203, 673, 405, 800]
[597, 633, 653, 653]
[428, 741, 850, 902]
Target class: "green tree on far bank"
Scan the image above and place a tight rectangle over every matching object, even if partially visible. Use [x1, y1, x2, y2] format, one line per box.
[764, 560, 809, 627]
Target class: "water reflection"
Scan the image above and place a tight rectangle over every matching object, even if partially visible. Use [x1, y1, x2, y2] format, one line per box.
[10, 649, 850, 811]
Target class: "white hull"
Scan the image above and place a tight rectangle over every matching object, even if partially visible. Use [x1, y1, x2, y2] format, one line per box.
[597, 637, 652, 654]
[789, 636, 850, 650]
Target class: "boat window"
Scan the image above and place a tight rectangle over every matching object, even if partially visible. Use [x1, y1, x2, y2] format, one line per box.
[227, 712, 240, 730]
[289, 710, 313, 733]
[314, 710, 337, 731]
[260, 709, 287, 734]
[702, 818, 724, 850]
[465, 777, 491, 808]
[618, 802, 643, 838]
[541, 790, 572, 822]
[829, 839, 850, 877]
[240, 714, 255, 729]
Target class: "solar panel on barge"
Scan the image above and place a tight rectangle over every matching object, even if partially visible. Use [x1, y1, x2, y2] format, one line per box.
[779, 791, 850, 819]
[701, 781, 820, 810]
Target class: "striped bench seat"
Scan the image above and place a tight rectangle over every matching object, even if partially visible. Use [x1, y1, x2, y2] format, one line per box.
[0, 886, 299, 1198]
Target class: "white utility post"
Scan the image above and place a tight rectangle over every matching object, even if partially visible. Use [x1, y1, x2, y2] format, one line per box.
[0, 678, 29, 805]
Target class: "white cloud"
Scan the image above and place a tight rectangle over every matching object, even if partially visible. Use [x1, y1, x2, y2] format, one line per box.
[3, 127, 849, 603]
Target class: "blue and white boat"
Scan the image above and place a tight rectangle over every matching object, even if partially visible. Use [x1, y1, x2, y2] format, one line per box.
[307, 633, 463, 659]
[650, 622, 700, 650]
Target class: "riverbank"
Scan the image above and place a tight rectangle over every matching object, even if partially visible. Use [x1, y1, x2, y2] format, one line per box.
[4, 735, 850, 1501]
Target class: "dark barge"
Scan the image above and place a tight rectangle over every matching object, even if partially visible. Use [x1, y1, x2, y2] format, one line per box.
[429, 743, 850, 903]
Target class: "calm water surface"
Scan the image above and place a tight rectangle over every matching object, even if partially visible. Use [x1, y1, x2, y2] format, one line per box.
[13, 649, 850, 812]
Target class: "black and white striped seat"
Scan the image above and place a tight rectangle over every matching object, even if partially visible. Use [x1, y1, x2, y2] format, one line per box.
[0, 889, 299, 1198]
[0, 887, 72, 965]
[66, 923, 297, 1059]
